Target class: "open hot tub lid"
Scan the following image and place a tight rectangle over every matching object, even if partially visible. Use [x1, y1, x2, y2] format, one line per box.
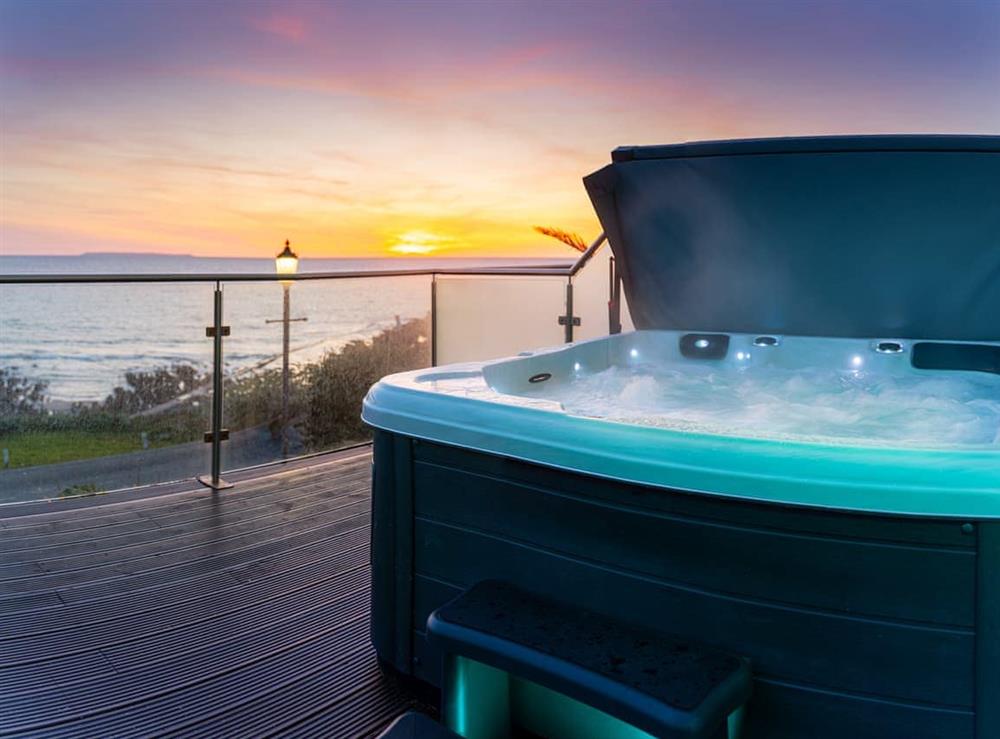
[584, 135, 1000, 342]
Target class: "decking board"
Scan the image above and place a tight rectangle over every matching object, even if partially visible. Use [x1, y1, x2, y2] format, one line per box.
[0, 468, 369, 554]
[0, 497, 369, 594]
[0, 446, 416, 738]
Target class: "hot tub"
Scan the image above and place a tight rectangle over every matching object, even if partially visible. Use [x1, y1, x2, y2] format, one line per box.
[365, 331, 999, 518]
[364, 136, 1000, 739]
[364, 332, 1000, 738]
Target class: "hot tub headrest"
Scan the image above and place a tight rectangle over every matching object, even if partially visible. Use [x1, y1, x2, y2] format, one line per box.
[584, 135, 1000, 341]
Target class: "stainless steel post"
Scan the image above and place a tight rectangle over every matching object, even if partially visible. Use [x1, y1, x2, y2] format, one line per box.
[559, 278, 580, 343]
[430, 275, 438, 367]
[198, 281, 233, 490]
[609, 256, 622, 335]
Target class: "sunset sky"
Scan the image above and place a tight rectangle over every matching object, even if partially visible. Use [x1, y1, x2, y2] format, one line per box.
[1, 0, 998, 258]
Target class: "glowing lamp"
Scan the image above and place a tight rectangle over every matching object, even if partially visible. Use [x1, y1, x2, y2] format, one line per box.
[275, 240, 299, 279]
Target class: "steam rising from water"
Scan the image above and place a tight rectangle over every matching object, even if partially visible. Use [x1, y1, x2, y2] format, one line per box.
[552, 364, 1000, 448]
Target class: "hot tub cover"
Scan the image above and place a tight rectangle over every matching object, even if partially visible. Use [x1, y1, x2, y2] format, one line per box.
[584, 135, 1000, 341]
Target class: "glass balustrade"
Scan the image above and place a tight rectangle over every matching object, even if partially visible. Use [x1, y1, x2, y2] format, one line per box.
[0, 282, 213, 502]
[220, 276, 432, 471]
[0, 239, 620, 503]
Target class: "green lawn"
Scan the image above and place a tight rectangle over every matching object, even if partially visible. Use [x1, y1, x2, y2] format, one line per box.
[0, 431, 166, 469]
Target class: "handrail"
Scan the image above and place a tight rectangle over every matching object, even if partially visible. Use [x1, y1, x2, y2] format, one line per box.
[567, 232, 609, 277]
[0, 234, 607, 284]
[0, 267, 570, 284]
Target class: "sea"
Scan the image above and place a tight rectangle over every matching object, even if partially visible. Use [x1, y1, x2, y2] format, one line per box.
[1, 254, 569, 404]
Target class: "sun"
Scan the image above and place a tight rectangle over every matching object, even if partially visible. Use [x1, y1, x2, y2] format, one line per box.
[389, 243, 437, 255]
[386, 230, 446, 255]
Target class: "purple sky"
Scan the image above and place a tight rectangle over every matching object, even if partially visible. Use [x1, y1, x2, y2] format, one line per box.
[2, 0, 998, 257]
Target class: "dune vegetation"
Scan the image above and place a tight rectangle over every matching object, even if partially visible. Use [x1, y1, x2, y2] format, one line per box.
[0, 316, 430, 469]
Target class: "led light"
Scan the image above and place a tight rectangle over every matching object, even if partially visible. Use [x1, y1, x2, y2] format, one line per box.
[629, 348, 639, 358]
[736, 352, 745, 361]
[695, 339, 710, 349]
[573, 362, 581, 371]
[851, 355, 864, 368]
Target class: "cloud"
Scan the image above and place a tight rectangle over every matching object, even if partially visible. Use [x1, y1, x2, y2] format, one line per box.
[248, 13, 307, 43]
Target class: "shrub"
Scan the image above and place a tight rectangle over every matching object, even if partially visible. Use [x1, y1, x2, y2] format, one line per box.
[302, 316, 430, 448]
[102, 364, 207, 415]
[0, 367, 48, 417]
[225, 366, 308, 439]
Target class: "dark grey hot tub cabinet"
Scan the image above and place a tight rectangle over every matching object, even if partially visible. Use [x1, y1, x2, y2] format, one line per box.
[370, 431, 999, 739]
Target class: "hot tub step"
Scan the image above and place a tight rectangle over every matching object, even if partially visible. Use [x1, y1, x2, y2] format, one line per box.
[427, 580, 752, 739]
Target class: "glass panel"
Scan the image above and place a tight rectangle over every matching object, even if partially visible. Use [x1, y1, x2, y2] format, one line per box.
[570, 252, 613, 343]
[0, 282, 212, 503]
[621, 291, 635, 332]
[220, 275, 432, 472]
[570, 250, 635, 341]
[434, 275, 567, 364]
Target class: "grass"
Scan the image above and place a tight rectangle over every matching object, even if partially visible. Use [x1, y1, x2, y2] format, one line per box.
[60, 483, 103, 498]
[0, 430, 171, 469]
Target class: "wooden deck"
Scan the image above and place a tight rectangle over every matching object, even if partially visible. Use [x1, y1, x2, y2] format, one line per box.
[0, 446, 421, 738]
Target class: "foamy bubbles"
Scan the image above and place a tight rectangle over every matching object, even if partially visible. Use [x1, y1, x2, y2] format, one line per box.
[551, 364, 1000, 448]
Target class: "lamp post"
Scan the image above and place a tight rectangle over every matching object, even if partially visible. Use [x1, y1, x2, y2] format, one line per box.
[267, 240, 306, 458]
